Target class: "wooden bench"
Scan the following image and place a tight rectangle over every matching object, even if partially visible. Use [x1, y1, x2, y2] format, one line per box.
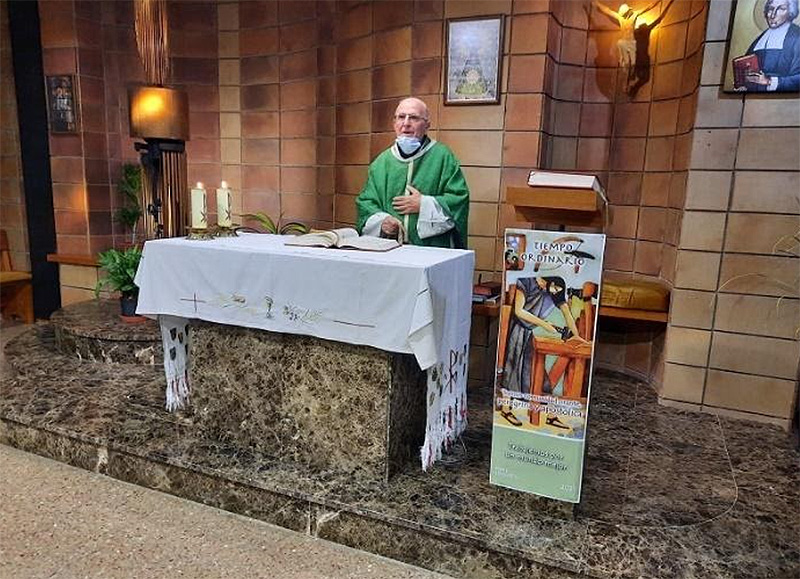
[0, 230, 34, 324]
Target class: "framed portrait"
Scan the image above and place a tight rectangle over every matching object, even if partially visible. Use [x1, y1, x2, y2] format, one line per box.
[723, 0, 800, 93]
[445, 15, 504, 105]
[45, 75, 79, 133]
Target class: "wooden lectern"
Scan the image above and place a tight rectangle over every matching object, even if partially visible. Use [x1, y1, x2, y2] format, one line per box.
[506, 171, 606, 229]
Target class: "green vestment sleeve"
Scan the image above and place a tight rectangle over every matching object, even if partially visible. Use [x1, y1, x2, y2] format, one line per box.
[355, 143, 470, 249]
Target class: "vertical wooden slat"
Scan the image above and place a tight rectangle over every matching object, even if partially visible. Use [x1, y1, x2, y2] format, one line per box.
[134, 0, 170, 86]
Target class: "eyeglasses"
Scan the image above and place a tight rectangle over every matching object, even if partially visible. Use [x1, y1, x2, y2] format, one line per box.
[393, 113, 428, 123]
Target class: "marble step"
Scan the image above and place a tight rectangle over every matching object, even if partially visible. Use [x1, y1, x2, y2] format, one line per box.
[1, 325, 586, 579]
[2, 324, 798, 579]
[50, 299, 162, 365]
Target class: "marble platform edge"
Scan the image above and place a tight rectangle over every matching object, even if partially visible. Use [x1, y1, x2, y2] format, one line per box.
[0, 412, 574, 567]
[6, 323, 798, 578]
[0, 417, 589, 579]
[0, 329, 582, 567]
[54, 323, 161, 343]
[49, 299, 161, 343]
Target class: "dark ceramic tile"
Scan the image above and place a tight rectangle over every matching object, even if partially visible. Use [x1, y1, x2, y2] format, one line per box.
[622, 448, 736, 527]
[239, 1, 277, 28]
[720, 418, 800, 500]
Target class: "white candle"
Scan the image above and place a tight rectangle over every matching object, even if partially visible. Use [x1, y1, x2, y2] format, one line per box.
[216, 181, 232, 228]
[190, 182, 207, 229]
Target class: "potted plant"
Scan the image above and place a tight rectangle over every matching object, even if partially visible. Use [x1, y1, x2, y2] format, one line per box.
[115, 163, 143, 246]
[94, 247, 143, 319]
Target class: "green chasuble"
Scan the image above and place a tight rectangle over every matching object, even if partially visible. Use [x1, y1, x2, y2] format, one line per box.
[356, 141, 470, 248]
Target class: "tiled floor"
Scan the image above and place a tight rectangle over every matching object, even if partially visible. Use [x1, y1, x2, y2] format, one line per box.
[0, 444, 450, 579]
[1, 319, 798, 579]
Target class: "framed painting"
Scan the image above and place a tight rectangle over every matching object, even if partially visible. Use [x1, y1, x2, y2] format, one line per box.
[723, 0, 800, 93]
[45, 74, 79, 133]
[445, 15, 504, 105]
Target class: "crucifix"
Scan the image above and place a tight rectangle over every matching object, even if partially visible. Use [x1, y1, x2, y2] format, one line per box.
[592, 0, 676, 96]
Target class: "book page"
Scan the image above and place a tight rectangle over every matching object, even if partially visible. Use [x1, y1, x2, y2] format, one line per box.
[337, 236, 400, 252]
[284, 230, 337, 247]
[528, 171, 606, 199]
[528, 171, 597, 190]
[330, 227, 359, 241]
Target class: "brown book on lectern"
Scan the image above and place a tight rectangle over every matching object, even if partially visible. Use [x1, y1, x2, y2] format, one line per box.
[732, 54, 760, 89]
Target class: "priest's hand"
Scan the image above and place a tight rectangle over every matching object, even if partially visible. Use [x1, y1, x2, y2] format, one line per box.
[392, 186, 422, 214]
[380, 216, 402, 237]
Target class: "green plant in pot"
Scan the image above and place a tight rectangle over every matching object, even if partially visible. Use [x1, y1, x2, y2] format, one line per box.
[94, 247, 143, 318]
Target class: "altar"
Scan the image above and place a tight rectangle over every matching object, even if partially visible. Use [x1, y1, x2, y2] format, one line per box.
[134, 234, 474, 479]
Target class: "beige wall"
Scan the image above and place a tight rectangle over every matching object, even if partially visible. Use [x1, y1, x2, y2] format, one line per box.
[0, 1, 29, 273]
[328, 0, 549, 279]
[544, 0, 707, 384]
[212, 0, 335, 231]
[662, 0, 800, 427]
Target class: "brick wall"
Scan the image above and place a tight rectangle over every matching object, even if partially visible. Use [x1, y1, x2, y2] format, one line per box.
[662, 0, 800, 427]
[0, 1, 29, 273]
[539, 0, 707, 386]
[4, 0, 795, 425]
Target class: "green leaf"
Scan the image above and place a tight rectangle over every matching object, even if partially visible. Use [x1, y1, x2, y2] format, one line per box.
[115, 163, 143, 232]
[241, 212, 277, 234]
[280, 222, 310, 235]
[94, 247, 142, 298]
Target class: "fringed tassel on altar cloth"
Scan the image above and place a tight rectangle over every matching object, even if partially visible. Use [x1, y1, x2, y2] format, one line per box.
[421, 344, 469, 471]
[159, 315, 191, 412]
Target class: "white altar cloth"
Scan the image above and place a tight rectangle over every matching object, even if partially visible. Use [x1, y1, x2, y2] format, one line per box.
[134, 233, 475, 469]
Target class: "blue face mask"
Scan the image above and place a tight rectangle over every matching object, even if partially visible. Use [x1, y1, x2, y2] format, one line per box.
[396, 136, 422, 155]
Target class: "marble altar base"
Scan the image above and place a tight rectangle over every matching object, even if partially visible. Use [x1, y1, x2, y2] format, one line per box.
[189, 322, 426, 480]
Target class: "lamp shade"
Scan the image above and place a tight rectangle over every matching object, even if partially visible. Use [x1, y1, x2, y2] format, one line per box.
[128, 85, 189, 140]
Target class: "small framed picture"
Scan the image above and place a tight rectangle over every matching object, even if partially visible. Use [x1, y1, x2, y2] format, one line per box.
[45, 75, 79, 133]
[723, 0, 800, 93]
[445, 15, 504, 105]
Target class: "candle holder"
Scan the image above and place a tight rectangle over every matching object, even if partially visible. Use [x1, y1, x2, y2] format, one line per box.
[210, 224, 240, 238]
[185, 226, 215, 240]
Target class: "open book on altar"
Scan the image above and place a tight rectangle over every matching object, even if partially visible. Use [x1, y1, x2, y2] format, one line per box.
[284, 227, 401, 252]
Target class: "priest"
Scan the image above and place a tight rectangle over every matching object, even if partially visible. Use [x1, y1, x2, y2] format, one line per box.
[356, 97, 470, 248]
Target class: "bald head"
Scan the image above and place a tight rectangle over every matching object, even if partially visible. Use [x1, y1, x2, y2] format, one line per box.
[396, 98, 429, 118]
[393, 97, 430, 139]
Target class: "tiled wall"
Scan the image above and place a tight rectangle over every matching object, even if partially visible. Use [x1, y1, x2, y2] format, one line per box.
[542, 0, 707, 384]
[38, 0, 145, 303]
[171, 2, 221, 222]
[0, 1, 29, 273]
[41, 0, 102, 258]
[331, 0, 553, 279]
[662, 0, 800, 428]
[8, 0, 797, 425]
[545, 0, 708, 282]
[214, 0, 336, 230]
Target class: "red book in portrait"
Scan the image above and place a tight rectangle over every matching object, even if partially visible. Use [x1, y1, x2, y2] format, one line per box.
[732, 54, 760, 89]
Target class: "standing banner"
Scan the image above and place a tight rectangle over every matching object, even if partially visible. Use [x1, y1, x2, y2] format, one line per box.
[490, 229, 606, 502]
